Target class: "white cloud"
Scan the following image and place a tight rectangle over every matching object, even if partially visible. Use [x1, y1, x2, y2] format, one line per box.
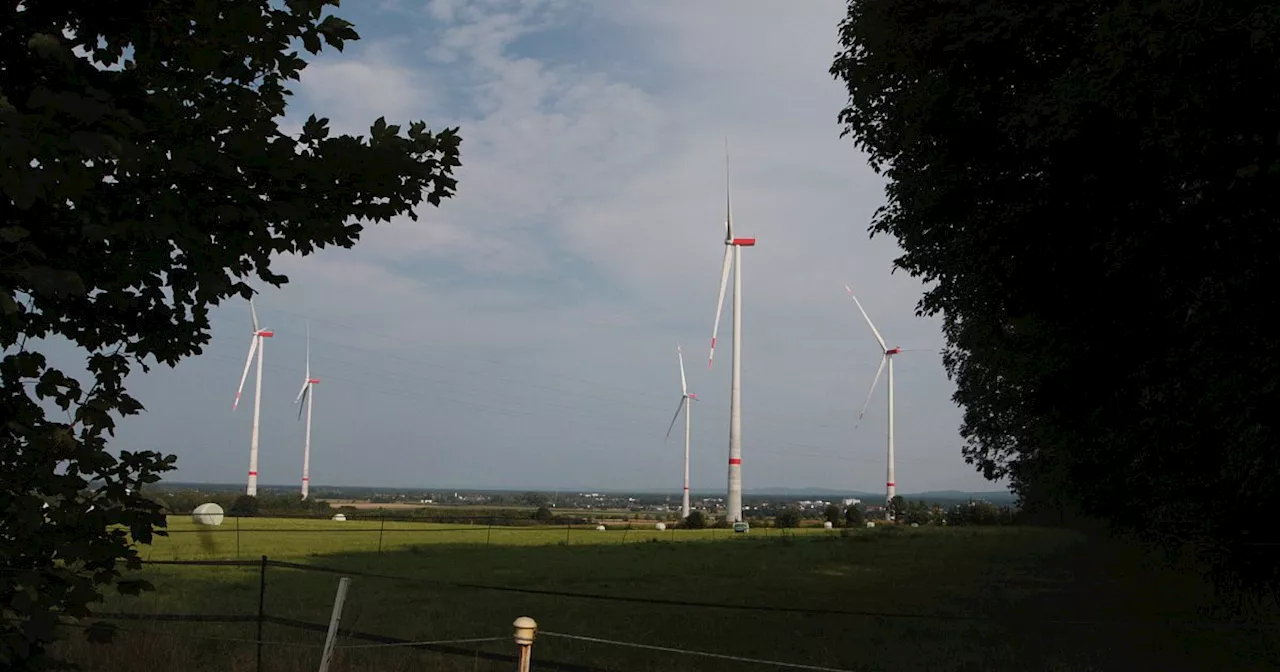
[111, 1, 1000, 496]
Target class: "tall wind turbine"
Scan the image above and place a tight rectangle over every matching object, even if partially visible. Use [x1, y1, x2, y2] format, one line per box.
[844, 286, 929, 516]
[295, 323, 320, 500]
[664, 345, 697, 519]
[709, 141, 756, 524]
[233, 299, 274, 496]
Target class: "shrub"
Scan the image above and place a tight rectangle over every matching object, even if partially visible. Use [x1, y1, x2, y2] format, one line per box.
[774, 508, 802, 529]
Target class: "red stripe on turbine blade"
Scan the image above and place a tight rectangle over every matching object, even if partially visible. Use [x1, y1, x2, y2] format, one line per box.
[728, 458, 742, 465]
[731, 238, 756, 246]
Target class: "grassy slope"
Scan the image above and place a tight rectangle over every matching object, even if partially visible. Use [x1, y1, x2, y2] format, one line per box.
[51, 519, 1280, 672]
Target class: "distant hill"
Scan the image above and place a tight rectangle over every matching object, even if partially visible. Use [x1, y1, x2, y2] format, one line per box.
[743, 486, 1016, 504]
[153, 481, 1016, 504]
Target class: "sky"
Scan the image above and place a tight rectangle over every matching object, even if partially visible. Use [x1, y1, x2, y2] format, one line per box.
[78, 0, 1003, 495]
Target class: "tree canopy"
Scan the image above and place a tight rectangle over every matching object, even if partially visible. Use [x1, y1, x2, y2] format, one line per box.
[831, 0, 1279, 590]
[1, 1, 461, 666]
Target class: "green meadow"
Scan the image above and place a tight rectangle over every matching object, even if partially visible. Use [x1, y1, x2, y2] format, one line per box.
[50, 518, 1280, 672]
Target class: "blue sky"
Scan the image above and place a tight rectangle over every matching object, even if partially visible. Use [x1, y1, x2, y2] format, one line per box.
[93, 0, 1001, 494]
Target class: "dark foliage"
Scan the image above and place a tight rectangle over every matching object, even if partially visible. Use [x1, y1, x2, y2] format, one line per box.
[774, 508, 802, 529]
[226, 495, 259, 518]
[843, 504, 864, 527]
[823, 503, 843, 526]
[1, 1, 461, 667]
[832, 0, 1280, 591]
[682, 510, 707, 529]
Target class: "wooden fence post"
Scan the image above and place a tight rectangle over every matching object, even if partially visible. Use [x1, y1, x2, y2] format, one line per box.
[377, 517, 385, 555]
[513, 616, 537, 672]
[256, 555, 267, 672]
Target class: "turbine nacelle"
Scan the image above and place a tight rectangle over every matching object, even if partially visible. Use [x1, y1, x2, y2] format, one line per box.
[885, 347, 901, 355]
[729, 237, 756, 247]
[256, 330, 274, 338]
[307, 378, 321, 385]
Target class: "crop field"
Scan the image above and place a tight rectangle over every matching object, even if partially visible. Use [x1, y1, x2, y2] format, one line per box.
[50, 519, 1280, 672]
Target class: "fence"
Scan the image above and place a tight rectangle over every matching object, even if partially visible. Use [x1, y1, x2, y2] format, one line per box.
[29, 553, 1275, 672]
[69, 556, 884, 672]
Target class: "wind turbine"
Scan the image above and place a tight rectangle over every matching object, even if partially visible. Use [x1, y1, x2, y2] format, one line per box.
[295, 323, 320, 500]
[844, 285, 929, 517]
[664, 345, 697, 519]
[709, 141, 756, 525]
[233, 299, 273, 497]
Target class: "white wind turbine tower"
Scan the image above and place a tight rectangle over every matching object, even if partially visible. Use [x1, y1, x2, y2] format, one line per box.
[844, 286, 929, 517]
[233, 299, 274, 496]
[664, 345, 698, 519]
[295, 323, 321, 500]
[708, 141, 756, 525]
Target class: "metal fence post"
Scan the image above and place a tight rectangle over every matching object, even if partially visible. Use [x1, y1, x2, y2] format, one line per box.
[513, 616, 537, 672]
[317, 577, 352, 672]
[257, 555, 267, 672]
[377, 517, 385, 555]
[236, 517, 241, 559]
[565, 522, 571, 545]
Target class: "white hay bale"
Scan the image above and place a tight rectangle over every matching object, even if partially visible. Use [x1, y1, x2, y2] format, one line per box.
[823, 521, 833, 529]
[331, 513, 347, 522]
[655, 522, 666, 531]
[191, 503, 225, 526]
[595, 524, 606, 531]
[865, 521, 876, 528]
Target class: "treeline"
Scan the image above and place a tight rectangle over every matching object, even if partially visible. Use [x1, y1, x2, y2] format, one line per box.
[830, 2, 1280, 593]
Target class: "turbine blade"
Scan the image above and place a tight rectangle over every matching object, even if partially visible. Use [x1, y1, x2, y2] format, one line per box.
[664, 396, 686, 442]
[677, 344, 688, 396]
[250, 298, 260, 333]
[295, 378, 309, 405]
[855, 355, 888, 429]
[233, 336, 259, 411]
[845, 285, 888, 352]
[305, 321, 311, 379]
[297, 385, 309, 420]
[709, 246, 733, 369]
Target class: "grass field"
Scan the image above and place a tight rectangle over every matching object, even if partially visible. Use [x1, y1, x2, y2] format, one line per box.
[49, 517, 1280, 672]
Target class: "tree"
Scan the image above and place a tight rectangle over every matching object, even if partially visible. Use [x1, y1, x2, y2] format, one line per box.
[227, 495, 259, 518]
[888, 496, 907, 522]
[844, 504, 865, 527]
[904, 500, 932, 526]
[832, 1, 1280, 591]
[774, 508, 802, 529]
[532, 506, 554, 523]
[682, 510, 707, 529]
[823, 503, 842, 527]
[1, 2, 462, 667]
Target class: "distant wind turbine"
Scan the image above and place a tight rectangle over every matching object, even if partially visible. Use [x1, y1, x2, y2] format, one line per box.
[845, 286, 931, 516]
[664, 345, 698, 519]
[295, 323, 320, 500]
[233, 299, 273, 497]
[709, 140, 756, 525]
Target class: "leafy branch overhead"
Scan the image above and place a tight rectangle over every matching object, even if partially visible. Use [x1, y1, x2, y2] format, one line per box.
[1, 1, 461, 668]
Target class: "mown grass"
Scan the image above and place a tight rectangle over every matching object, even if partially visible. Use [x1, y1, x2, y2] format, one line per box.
[50, 520, 1280, 672]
